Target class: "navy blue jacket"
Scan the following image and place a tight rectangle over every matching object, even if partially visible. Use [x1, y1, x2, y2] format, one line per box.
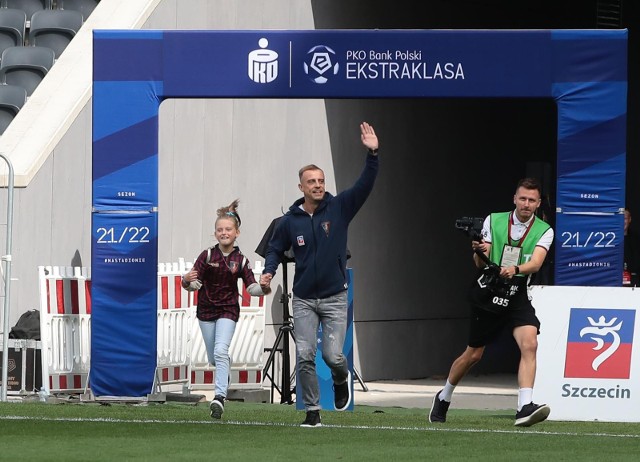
[264, 154, 379, 299]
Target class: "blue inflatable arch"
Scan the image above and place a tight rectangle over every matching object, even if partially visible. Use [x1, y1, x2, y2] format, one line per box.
[92, 30, 627, 397]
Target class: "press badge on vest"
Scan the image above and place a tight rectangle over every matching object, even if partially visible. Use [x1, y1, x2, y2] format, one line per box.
[501, 244, 522, 267]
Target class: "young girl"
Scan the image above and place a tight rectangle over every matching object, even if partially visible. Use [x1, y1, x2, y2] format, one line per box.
[182, 199, 269, 419]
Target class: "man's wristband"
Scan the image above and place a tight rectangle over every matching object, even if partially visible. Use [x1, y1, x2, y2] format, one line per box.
[514, 266, 520, 275]
[368, 148, 378, 155]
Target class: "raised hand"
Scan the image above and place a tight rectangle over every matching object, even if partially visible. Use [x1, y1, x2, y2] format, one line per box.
[360, 122, 379, 151]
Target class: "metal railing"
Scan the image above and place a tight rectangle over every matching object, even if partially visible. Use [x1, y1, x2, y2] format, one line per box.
[1, 153, 15, 402]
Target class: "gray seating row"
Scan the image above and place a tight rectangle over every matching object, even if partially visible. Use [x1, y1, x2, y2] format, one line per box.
[2, 1, 98, 22]
[1, 45, 54, 96]
[0, 8, 83, 57]
[0, 82, 25, 134]
[0, 1, 98, 134]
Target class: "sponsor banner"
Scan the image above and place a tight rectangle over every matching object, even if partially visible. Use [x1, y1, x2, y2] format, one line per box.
[297, 269, 354, 411]
[162, 30, 555, 98]
[90, 212, 158, 397]
[554, 212, 623, 286]
[532, 286, 640, 422]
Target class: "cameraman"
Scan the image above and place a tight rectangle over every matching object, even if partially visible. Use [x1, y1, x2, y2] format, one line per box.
[430, 178, 554, 427]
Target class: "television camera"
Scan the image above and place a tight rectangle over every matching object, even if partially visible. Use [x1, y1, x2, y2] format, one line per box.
[455, 217, 485, 242]
[455, 216, 511, 298]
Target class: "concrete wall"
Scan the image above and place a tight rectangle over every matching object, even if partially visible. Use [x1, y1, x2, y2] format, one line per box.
[1, 104, 93, 316]
[156, 97, 335, 366]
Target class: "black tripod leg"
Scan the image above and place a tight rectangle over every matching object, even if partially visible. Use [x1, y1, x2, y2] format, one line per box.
[280, 324, 293, 404]
[262, 322, 296, 404]
[263, 327, 284, 374]
[277, 263, 295, 404]
[263, 327, 285, 402]
[261, 261, 297, 405]
[353, 367, 368, 392]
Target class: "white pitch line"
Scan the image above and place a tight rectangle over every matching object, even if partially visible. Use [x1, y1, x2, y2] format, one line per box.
[1, 415, 639, 439]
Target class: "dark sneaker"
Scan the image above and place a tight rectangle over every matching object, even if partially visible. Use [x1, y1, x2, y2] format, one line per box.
[514, 402, 550, 427]
[333, 371, 352, 411]
[300, 410, 322, 428]
[429, 390, 450, 423]
[210, 395, 225, 419]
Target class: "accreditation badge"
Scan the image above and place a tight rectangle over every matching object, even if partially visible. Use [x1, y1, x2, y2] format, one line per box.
[500, 244, 522, 268]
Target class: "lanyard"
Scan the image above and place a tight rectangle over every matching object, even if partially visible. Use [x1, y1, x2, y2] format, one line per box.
[508, 213, 535, 247]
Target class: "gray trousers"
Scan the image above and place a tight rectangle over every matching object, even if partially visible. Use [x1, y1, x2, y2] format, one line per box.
[292, 290, 349, 411]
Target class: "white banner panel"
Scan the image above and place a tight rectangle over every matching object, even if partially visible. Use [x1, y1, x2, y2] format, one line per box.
[532, 286, 639, 422]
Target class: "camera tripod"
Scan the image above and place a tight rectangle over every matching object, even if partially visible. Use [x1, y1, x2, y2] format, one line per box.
[262, 262, 369, 404]
[263, 262, 296, 404]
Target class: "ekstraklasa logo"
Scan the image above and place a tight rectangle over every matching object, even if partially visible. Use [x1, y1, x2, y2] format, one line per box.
[303, 45, 339, 84]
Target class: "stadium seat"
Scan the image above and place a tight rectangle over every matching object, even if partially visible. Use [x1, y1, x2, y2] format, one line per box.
[0, 83, 26, 134]
[58, 0, 98, 20]
[29, 9, 83, 58]
[0, 9, 26, 59]
[0, 45, 55, 95]
[2, 1, 51, 26]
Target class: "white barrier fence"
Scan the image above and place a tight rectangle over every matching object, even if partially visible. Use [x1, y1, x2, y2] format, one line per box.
[155, 260, 196, 389]
[37, 260, 267, 397]
[155, 259, 267, 392]
[37, 266, 91, 394]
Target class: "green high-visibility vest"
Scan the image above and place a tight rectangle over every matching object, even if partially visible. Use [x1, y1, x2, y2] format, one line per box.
[489, 212, 551, 277]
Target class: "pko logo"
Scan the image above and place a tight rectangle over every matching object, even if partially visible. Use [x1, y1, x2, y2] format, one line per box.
[303, 45, 339, 84]
[564, 308, 635, 379]
[248, 38, 278, 84]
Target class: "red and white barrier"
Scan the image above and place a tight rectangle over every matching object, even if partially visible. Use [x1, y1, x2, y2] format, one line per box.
[38, 266, 91, 394]
[182, 260, 267, 392]
[189, 304, 266, 391]
[155, 259, 196, 388]
[37, 259, 268, 397]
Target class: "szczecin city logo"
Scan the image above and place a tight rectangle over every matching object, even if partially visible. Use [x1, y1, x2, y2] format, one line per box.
[564, 308, 635, 379]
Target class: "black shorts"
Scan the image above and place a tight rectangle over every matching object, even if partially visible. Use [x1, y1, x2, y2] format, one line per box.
[467, 286, 541, 348]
